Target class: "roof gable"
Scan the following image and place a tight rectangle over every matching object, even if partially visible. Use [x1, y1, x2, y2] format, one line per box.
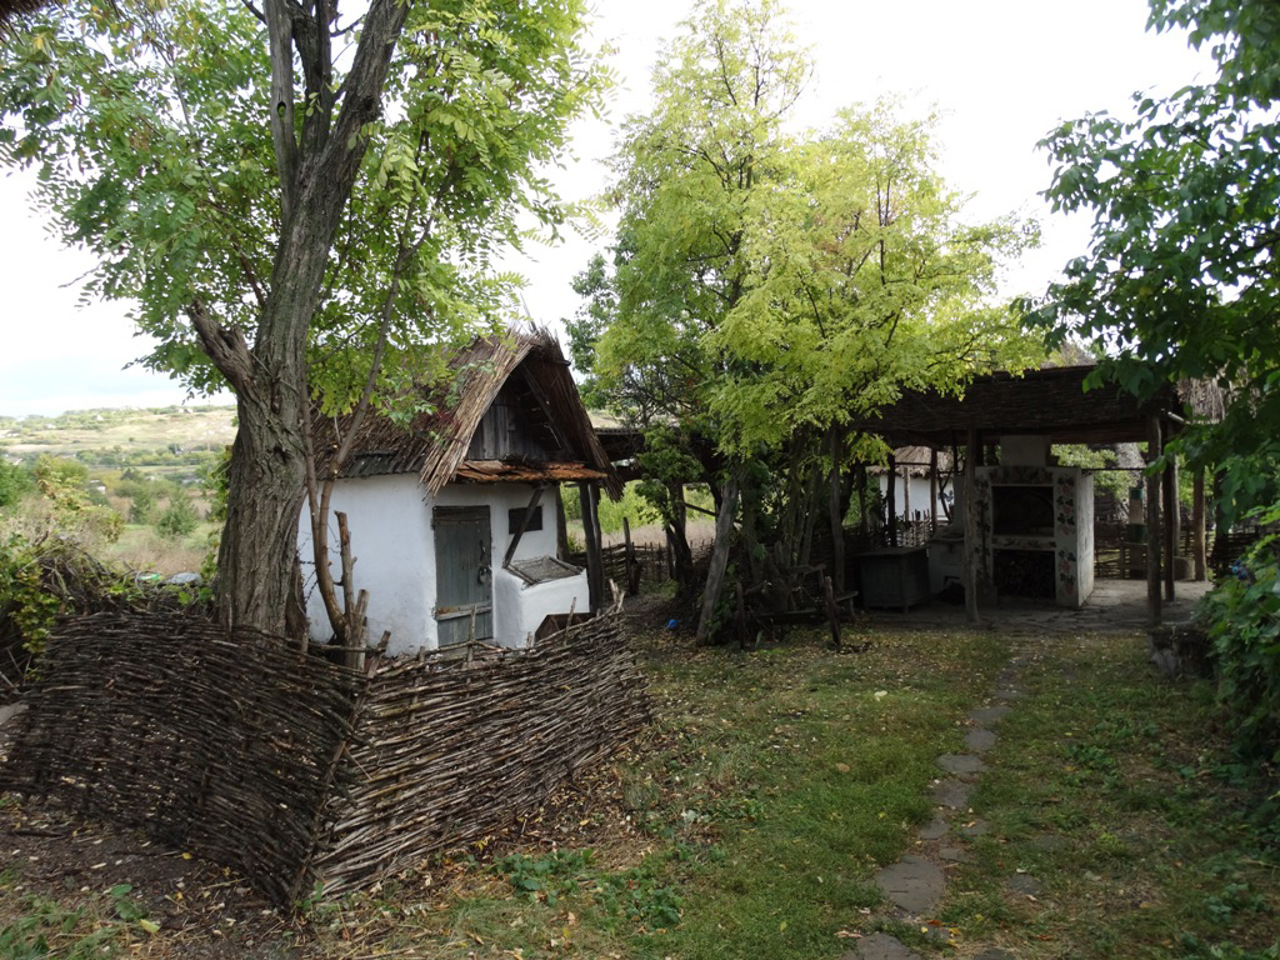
[312, 330, 621, 497]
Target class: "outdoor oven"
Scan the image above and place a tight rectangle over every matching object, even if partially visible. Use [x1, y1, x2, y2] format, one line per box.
[971, 436, 1095, 608]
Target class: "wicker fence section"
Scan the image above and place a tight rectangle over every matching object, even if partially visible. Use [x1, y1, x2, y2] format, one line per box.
[314, 614, 649, 896]
[1, 610, 647, 907]
[0, 612, 362, 905]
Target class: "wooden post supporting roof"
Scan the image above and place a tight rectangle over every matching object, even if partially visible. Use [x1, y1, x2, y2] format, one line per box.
[929, 447, 939, 536]
[578, 482, 604, 613]
[964, 429, 980, 625]
[1193, 467, 1207, 581]
[1162, 439, 1177, 602]
[886, 452, 898, 548]
[1146, 417, 1163, 627]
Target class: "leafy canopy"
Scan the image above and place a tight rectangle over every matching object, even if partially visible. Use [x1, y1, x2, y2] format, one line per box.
[1031, 0, 1280, 519]
[580, 0, 1038, 457]
[0, 0, 607, 409]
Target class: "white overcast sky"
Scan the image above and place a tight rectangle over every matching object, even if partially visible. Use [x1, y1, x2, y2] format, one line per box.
[0, 0, 1213, 417]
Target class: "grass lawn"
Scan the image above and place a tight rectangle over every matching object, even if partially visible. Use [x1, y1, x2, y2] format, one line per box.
[939, 631, 1280, 959]
[2, 614, 1278, 959]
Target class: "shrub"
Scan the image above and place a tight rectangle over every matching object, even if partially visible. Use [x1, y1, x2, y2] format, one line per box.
[597, 482, 660, 536]
[155, 495, 199, 540]
[1202, 504, 1280, 761]
[128, 489, 154, 524]
[0, 461, 34, 510]
[0, 536, 154, 680]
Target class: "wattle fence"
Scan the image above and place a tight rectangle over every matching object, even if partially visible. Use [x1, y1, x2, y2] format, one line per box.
[0, 610, 647, 906]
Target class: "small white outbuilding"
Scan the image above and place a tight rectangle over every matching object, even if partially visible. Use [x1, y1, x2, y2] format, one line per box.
[298, 329, 621, 656]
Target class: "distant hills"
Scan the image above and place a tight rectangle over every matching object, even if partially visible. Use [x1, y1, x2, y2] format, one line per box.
[0, 405, 236, 474]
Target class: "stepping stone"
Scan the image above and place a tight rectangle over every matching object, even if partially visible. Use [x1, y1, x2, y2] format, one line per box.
[918, 923, 957, 945]
[975, 950, 1016, 960]
[970, 705, 1011, 725]
[957, 819, 990, 837]
[932, 778, 973, 809]
[875, 856, 946, 914]
[994, 688, 1024, 702]
[1008, 873, 1043, 897]
[937, 754, 986, 776]
[1027, 834, 1069, 853]
[965, 729, 998, 753]
[918, 817, 950, 840]
[0, 703, 26, 726]
[842, 932, 922, 960]
[939, 846, 973, 863]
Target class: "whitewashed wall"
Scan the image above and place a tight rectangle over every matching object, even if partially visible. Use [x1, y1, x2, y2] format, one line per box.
[877, 473, 953, 523]
[298, 477, 588, 654]
[298, 473, 432, 655]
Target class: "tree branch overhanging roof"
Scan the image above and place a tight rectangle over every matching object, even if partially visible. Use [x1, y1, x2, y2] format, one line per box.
[312, 329, 623, 499]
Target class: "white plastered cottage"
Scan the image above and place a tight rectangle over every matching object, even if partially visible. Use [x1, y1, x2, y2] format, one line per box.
[298, 330, 621, 655]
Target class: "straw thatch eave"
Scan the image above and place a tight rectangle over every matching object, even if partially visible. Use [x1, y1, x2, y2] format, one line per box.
[0, 0, 52, 31]
[847, 365, 1212, 449]
[312, 330, 622, 499]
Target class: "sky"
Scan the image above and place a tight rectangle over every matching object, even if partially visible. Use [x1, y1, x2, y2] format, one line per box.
[0, 0, 1215, 418]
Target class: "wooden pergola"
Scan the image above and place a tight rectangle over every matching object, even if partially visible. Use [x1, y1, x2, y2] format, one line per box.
[849, 365, 1208, 626]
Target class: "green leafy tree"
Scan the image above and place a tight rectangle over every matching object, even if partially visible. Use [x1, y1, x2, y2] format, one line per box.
[156, 494, 199, 541]
[0, 460, 33, 511]
[1031, 0, 1280, 523]
[0, 0, 604, 634]
[581, 0, 1036, 637]
[1031, 0, 1280, 764]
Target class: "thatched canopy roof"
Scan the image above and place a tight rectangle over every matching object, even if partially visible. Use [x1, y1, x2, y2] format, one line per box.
[312, 330, 622, 498]
[0, 0, 50, 29]
[867, 446, 955, 477]
[849, 365, 1207, 448]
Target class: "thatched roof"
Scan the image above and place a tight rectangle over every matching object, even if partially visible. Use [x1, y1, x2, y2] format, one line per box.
[312, 330, 622, 498]
[849, 365, 1208, 448]
[867, 446, 955, 477]
[0, 0, 51, 32]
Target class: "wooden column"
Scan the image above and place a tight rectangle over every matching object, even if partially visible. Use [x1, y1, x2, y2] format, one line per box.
[929, 447, 939, 536]
[554, 485, 570, 560]
[578, 482, 604, 613]
[886, 452, 898, 547]
[901, 461, 911, 525]
[1146, 417, 1163, 626]
[963, 428, 980, 624]
[1192, 466, 1207, 581]
[622, 517, 639, 596]
[1162, 434, 1177, 601]
[857, 464, 869, 540]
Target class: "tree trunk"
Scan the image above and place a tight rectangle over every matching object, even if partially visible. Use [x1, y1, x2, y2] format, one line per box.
[828, 427, 845, 593]
[696, 467, 742, 644]
[215, 390, 308, 634]
[207, 0, 410, 635]
[668, 483, 697, 600]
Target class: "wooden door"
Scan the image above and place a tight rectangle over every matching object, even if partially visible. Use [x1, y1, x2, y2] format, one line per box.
[433, 506, 494, 646]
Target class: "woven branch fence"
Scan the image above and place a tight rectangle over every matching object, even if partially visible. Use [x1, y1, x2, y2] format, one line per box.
[569, 542, 670, 594]
[0, 610, 648, 907]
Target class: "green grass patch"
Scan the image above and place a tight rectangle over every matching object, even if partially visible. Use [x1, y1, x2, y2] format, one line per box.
[940, 632, 1280, 959]
[318, 625, 1012, 960]
[0, 872, 151, 958]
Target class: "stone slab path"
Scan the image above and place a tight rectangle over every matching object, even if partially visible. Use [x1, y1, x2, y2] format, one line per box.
[841, 646, 1041, 960]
